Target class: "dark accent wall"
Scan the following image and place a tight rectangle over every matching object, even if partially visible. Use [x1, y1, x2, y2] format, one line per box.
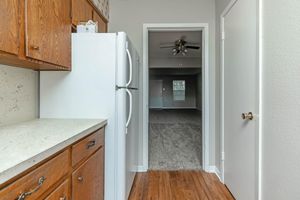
[149, 74, 200, 109]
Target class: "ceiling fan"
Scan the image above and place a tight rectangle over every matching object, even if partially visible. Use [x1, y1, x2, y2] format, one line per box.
[160, 37, 201, 56]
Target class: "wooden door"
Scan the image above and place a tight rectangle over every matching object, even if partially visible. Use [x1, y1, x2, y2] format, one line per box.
[223, 0, 259, 199]
[0, 0, 19, 55]
[72, 148, 104, 200]
[92, 11, 107, 33]
[26, 0, 71, 68]
[72, 0, 93, 25]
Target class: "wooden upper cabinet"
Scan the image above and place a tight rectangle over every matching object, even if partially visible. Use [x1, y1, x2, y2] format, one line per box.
[72, 0, 93, 25]
[93, 11, 107, 33]
[0, 0, 19, 55]
[72, 148, 104, 200]
[26, 0, 71, 69]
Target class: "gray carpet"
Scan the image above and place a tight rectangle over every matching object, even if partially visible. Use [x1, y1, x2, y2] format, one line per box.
[149, 109, 202, 170]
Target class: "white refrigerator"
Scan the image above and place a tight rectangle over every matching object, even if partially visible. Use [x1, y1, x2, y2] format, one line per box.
[40, 33, 140, 200]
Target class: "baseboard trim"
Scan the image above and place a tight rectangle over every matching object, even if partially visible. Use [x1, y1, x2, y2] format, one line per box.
[208, 166, 222, 181]
[137, 165, 147, 172]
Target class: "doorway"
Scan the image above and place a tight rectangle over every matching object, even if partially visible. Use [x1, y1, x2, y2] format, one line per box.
[149, 68, 202, 169]
[142, 24, 210, 172]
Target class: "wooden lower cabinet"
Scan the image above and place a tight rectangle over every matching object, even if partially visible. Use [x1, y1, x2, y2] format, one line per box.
[44, 179, 70, 200]
[72, 148, 104, 200]
[0, 150, 70, 200]
[0, 128, 105, 200]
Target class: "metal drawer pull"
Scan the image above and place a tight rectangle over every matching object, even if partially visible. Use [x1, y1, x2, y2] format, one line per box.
[86, 140, 96, 149]
[17, 176, 46, 200]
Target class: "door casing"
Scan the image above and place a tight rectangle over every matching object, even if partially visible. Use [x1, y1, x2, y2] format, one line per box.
[142, 23, 211, 172]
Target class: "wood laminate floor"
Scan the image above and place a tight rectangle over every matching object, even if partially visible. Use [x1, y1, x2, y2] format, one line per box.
[128, 171, 234, 200]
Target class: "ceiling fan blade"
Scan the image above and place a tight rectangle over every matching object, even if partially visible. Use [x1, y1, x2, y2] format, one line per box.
[186, 42, 200, 45]
[186, 46, 200, 49]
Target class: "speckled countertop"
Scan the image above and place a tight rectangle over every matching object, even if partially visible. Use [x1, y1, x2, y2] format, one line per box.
[0, 118, 107, 185]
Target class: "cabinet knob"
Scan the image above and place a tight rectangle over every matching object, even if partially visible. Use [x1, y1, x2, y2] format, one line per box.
[31, 45, 40, 50]
[77, 176, 83, 182]
[59, 196, 67, 200]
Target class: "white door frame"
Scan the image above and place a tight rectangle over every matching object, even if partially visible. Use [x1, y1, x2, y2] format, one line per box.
[220, 0, 262, 199]
[141, 23, 210, 172]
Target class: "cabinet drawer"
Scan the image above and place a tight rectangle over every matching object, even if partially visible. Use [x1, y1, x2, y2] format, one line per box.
[72, 128, 104, 167]
[44, 179, 70, 200]
[0, 150, 70, 200]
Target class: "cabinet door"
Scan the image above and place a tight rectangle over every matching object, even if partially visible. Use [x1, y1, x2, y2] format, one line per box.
[72, 148, 104, 200]
[26, 0, 71, 68]
[44, 179, 70, 200]
[0, 0, 19, 55]
[92, 11, 107, 33]
[72, 0, 93, 25]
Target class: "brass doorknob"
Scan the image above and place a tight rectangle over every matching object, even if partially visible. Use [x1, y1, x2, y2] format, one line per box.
[241, 112, 254, 120]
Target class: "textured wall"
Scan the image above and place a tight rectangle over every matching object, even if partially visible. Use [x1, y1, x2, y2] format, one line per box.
[262, 0, 300, 199]
[109, 0, 217, 166]
[0, 65, 38, 126]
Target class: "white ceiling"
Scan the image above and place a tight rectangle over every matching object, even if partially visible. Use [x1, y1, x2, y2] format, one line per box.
[149, 31, 202, 58]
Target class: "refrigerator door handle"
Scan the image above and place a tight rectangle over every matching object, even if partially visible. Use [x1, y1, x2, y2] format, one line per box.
[125, 89, 133, 132]
[126, 49, 133, 87]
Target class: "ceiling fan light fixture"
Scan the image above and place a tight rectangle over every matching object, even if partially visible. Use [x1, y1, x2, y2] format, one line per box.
[160, 37, 200, 56]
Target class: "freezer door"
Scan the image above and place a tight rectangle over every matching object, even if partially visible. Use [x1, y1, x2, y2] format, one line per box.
[116, 32, 139, 89]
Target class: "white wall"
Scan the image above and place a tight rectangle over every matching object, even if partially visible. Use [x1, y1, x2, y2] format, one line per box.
[109, 0, 217, 166]
[262, 0, 300, 199]
[214, 0, 231, 174]
[0, 65, 38, 126]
